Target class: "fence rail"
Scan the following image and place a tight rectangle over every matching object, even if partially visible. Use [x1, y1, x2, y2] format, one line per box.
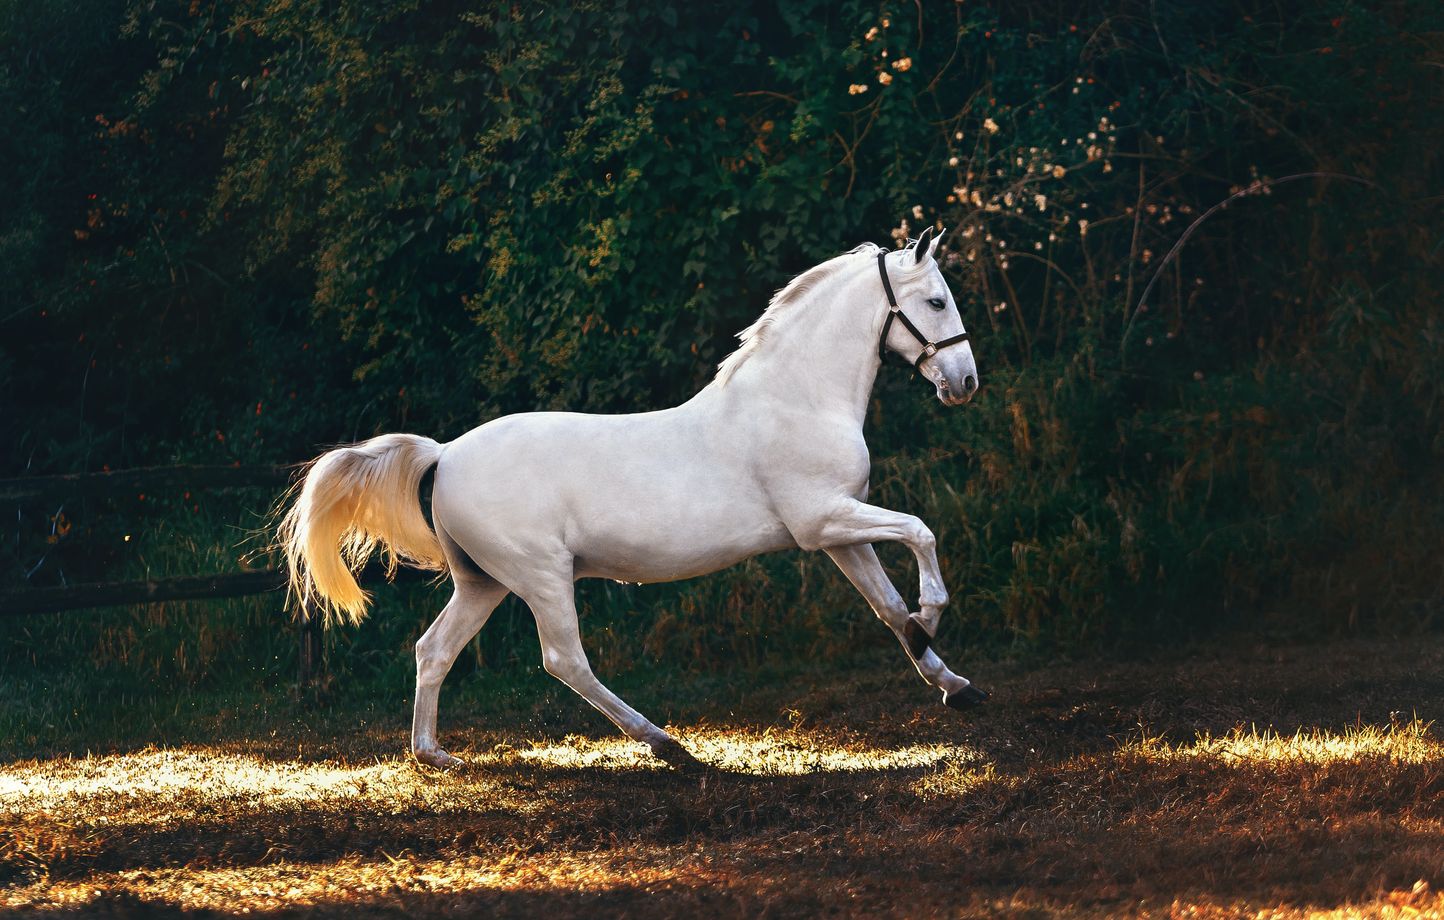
[0, 464, 293, 502]
[1, 462, 348, 686]
[0, 565, 435, 616]
[0, 570, 288, 616]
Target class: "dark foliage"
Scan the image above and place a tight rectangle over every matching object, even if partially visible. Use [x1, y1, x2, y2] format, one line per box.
[1, 0, 1441, 684]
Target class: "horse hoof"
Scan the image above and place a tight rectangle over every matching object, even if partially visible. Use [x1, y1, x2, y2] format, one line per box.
[904, 615, 934, 658]
[943, 684, 989, 710]
[414, 748, 463, 770]
[650, 738, 705, 773]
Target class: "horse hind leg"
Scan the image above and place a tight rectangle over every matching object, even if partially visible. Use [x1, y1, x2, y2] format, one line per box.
[412, 572, 509, 769]
[518, 569, 702, 771]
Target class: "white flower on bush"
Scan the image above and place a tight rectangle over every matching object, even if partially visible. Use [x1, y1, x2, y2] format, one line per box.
[891, 218, 910, 246]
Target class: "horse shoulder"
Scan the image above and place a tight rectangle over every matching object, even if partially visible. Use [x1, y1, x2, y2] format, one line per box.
[756, 410, 871, 519]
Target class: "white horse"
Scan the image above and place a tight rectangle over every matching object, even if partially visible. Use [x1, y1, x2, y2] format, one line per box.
[279, 228, 985, 769]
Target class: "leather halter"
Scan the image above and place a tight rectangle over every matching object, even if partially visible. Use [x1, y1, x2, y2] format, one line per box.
[876, 251, 971, 367]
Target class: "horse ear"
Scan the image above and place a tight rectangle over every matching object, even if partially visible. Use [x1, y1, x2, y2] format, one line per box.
[913, 226, 934, 265]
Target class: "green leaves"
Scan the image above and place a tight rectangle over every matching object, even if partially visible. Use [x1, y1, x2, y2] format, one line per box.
[4, 0, 1442, 648]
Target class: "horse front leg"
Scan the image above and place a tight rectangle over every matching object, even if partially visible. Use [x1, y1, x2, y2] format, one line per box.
[825, 543, 989, 710]
[798, 499, 950, 654]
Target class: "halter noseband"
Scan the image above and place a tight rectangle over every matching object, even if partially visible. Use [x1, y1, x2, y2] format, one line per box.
[876, 251, 971, 368]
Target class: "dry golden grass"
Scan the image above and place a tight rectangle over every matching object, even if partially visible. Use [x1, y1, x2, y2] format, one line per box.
[4, 636, 1444, 917]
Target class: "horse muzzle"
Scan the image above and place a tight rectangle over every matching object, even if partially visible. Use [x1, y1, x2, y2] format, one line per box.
[935, 373, 978, 406]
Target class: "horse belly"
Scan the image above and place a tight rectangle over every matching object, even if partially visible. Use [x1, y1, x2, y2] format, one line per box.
[570, 496, 797, 584]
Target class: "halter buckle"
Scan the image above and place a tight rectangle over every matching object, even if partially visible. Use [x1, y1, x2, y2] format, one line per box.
[922, 342, 938, 357]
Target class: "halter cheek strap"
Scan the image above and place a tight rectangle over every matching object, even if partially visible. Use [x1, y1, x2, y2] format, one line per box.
[877, 251, 971, 368]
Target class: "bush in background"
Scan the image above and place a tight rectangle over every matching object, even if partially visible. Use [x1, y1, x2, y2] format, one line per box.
[2, 0, 1441, 692]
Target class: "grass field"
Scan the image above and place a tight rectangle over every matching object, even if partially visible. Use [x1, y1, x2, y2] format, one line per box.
[3, 633, 1444, 917]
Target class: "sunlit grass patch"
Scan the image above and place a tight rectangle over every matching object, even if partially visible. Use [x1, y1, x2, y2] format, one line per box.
[1136, 881, 1444, 920]
[0, 729, 979, 834]
[3, 749, 411, 808]
[0, 747, 525, 831]
[5, 852, 737, 913]
[910, 760, 1014, 800]
[0, 727, 985, 878]
[1123, 719, 1440, 765]
[8, 853, 1443, 918]
[482, 727, 983, 776]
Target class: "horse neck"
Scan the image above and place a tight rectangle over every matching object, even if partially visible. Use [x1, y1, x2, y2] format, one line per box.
[726, 268, 883, 426]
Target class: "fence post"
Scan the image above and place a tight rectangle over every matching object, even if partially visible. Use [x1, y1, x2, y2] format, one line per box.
[297, 602, 325, 690]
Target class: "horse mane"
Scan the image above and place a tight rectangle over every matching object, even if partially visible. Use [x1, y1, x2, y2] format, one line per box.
[714, 242, 886, 385]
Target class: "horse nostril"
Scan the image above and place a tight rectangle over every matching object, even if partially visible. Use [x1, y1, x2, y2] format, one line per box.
[963, 375, 977, 394]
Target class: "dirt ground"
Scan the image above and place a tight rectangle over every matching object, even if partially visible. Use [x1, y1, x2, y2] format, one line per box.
[4, 634, 1444, 918]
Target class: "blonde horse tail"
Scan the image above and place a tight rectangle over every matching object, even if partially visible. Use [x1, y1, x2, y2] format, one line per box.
[277, 433, 446, 627]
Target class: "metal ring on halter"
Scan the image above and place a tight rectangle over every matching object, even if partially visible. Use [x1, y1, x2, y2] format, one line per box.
[875, 251, 970, 370]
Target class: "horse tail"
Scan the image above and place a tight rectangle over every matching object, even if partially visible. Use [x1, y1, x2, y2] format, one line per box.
[277, 433, 446, 627]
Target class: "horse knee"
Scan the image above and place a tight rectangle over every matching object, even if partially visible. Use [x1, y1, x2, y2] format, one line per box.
[910, 519, 937, 552]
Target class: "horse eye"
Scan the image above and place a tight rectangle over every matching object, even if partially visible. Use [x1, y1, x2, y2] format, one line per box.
[927, 297, 946, 311]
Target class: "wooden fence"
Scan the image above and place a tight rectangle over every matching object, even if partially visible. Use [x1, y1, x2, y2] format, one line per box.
[0, 464, 352, 686]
